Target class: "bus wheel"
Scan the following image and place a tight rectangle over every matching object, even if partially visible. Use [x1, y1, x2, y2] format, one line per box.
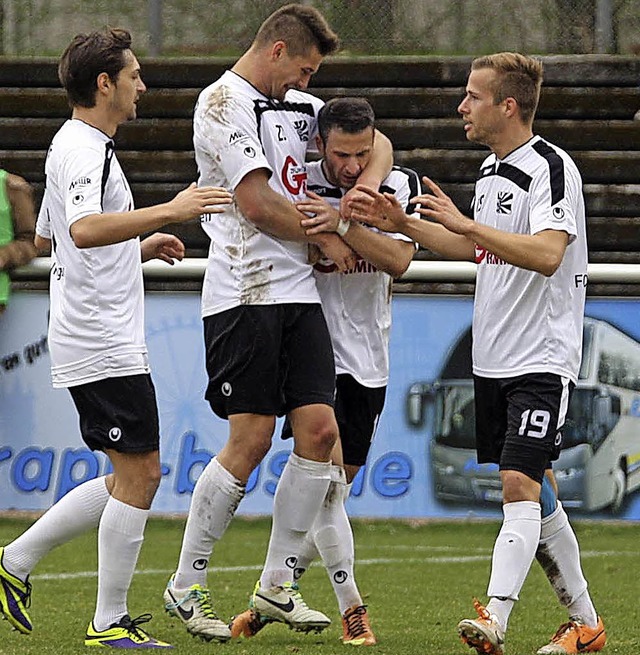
[611, 467, 627, 513]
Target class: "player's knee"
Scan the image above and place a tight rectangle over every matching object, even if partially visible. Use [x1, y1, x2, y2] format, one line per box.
[501, 470, 540, 503]
[307, 420, 338, 456]
[224, 430, 272, 474]
[138, 460, 162, 494]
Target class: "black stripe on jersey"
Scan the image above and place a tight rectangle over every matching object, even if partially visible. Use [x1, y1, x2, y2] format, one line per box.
[100, 141, 115, 209]
[254, 98, 316, 117]
[253, 98, 315, 142]
[393, 165, 421, 214]
[476, 160, 532, 193]
[496, 162, 532, 192]
[381, 167, 420, 212]
[49, 209, 57, 254]
[532, 140, 565, 205]
[307, 183, 342, 199]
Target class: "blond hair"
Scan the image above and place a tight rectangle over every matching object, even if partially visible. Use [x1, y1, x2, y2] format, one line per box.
[472, 52, 543, 124]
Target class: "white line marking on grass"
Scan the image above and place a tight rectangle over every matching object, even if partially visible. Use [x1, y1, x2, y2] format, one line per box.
[30, 548, 635, 582]
[359, 544, 492, 553]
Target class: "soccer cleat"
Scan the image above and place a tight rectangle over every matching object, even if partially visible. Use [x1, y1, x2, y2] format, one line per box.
[85, 613, 172, 648]
[251, 580, 331, 633]
[163, 575, 231, 642]
[229, 608, 274, 638]
[536, 616, 606, 654]
[0, 546, 33, 634]
[341, 604, 377, 646]
[458, 599, 505, 655]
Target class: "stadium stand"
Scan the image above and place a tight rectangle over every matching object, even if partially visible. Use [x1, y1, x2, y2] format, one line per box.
[1, 56, 639, 293]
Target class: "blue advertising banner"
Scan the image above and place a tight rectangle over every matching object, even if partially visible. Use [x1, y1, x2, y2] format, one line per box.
[1, 291, 639, 520]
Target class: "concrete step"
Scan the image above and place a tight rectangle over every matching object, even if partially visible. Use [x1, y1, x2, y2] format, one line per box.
[2, 86, 639, 120]
[4, 149, 638, 185]
[2, 117, 638, 151]
[1, 55, 639, 88]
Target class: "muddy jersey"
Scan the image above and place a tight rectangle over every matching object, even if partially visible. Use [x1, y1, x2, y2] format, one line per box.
[35, 119, 147, 388]
[309, 163, 418, 387]
[472, 135, 588, 383]
[194, 70, 325, 316]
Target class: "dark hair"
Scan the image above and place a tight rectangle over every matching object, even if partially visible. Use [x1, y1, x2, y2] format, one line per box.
[318, 97, 375, 143]
[254, 4, 339, 57]
[58, 27, 133, 108]
[471, 52, 543, 124]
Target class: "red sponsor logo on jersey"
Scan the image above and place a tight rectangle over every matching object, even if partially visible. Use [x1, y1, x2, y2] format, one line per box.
[475, 245, 506, 265]
[281, 155, 307, 195]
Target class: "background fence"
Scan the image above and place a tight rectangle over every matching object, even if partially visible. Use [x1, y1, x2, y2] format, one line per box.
[2, 0, 640, 57]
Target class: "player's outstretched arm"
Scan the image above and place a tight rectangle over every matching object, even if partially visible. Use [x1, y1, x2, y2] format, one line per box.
[421, 177, 568, 276]
[70, 183, 232, 249]
[349, 184, 475, 262]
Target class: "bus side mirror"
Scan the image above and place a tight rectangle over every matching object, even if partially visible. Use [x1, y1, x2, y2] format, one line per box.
[406, 383, 434, 428]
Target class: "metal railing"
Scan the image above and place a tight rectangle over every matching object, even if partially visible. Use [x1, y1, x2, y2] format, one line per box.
[14, 258, 640, 284]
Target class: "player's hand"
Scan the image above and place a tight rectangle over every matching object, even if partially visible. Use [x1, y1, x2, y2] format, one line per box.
[168, 182, 233, 222]
[140, 232, 185, 264]
[314, 233, 357, 272]
[340, 185, 373, 219]
[347, 185, 408, 233]
[297, 190, 341, 235]
[415, 177, 472, 235]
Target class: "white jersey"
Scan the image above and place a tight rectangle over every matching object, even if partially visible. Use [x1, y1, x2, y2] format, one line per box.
[35, 119, 148, 388]
[472, 135, 588, 383]
[194, 70, 325, 317]
[309, 163, 418, 387]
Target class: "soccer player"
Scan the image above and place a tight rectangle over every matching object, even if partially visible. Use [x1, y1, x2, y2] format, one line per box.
[348, 53, 605, 655]
[0, 170, 37, 312]
[229, 97, 417, 646]
[0, 27, 231, 648]
[162, 4, 393, 643]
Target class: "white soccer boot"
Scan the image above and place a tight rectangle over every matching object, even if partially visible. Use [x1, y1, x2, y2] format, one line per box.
[251, 580, 331, 633]
[163, 574, 231, 642]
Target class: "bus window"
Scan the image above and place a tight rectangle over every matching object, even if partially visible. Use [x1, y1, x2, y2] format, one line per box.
[563, 388, 596, 449]
[563, 388, 621, 452]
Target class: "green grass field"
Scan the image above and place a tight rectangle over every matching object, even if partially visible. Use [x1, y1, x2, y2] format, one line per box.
[0, 516, 638, 654]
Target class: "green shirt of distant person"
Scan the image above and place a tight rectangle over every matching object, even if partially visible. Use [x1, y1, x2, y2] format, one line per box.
[0, 169, 15, 305]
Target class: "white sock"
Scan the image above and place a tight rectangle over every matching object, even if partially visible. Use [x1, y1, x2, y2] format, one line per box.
[536, 501, 598, 626]
[294, 532, 319, 578]
[313, 468, 361, 613]
[174, 457, 245, 590]
[486, 500, 541, 630]
[3, 476, 110, 581]
[260, 452, 331, 589]
[93, 498, 149, 631]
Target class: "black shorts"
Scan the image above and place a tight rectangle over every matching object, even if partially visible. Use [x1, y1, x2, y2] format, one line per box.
[474, 372, 573, 484]
[68, 374, 160, 453]
[203, 303, 335, 419]
[281, 373, 386, 467]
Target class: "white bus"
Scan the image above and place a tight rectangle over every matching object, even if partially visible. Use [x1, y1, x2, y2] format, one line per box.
[406, 317, 640, 513]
